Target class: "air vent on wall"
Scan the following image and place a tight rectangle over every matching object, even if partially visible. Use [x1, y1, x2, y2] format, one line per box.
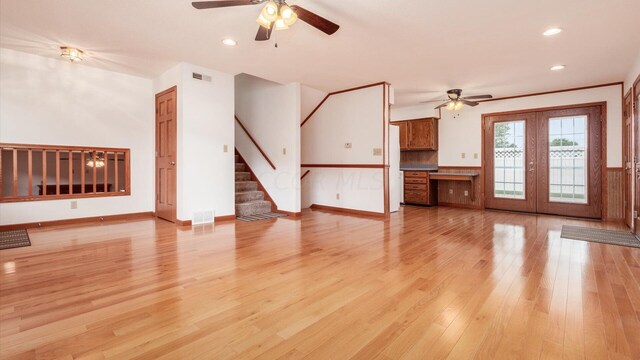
[192, 72, 212, 82]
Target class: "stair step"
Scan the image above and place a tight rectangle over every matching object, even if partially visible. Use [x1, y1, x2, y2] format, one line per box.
[236, 191, 264, 203]
[235, 163, 245, 172]
[236, 181, 258, 192]
[236, 201, 272, 217]
[235, 172, 251, 181]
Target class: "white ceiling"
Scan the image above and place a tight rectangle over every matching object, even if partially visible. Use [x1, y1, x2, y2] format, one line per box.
[1, 0, 639, 105]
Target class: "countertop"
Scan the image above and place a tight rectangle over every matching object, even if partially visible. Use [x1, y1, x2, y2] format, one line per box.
[400, 164, 438, 171]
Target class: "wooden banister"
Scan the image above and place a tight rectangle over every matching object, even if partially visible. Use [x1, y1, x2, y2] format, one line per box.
[301, 170, 311, 180]
[234, 115, 276, 170]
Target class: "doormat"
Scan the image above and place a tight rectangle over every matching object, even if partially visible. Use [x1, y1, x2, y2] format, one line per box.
[0, 229, 31, 250]
[561, 225, 640, 248]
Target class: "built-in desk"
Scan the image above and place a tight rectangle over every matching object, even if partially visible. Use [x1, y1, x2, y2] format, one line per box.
[429, 172, 480, 201]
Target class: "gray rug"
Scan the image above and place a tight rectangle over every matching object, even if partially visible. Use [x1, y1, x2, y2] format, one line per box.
[0, 229, 31, 250]
[237, 212, 287, 222]
[561, 225, 640, 248]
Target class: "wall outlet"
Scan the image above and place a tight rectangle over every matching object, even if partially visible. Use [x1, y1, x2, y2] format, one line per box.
[223, 144, 228, 153]
[474, 153, 478, 159]
[449, 189, 453, 195]
[373, 148, 382, 156]
[70, 200, 78, 209]
[345, 143, 352, 149]
[464, 190, 469, 197]
[461, 153, 466, 159]
[336, 193, 340, 200]
[283, 147, 287, 155]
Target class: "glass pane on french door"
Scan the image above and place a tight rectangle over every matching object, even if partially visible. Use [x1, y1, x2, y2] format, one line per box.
[548, 115, 588, 203]
[494, 121, 525, 199]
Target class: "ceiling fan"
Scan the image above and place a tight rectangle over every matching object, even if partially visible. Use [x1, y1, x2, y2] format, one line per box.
[192, 0, 340, 41]
[424, 89, 493, 111]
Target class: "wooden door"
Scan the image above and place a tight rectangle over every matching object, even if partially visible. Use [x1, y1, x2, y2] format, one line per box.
[408, 119, 436, 150]
[398, 122, 409, 150]
[155, 87, 177, 223]
[484, 112, 538, 212]
[624, 90, 633, 227]
[536, 106, 602, 219]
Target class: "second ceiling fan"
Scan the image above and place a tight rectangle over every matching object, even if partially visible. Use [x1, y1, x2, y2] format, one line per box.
[192, 0, 340, 41]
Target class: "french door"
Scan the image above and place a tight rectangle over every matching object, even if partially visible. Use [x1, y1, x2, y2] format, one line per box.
[484, 105, 603, 219]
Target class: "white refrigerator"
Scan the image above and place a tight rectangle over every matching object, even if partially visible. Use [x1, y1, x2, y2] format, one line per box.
[389, 125, 401, 212]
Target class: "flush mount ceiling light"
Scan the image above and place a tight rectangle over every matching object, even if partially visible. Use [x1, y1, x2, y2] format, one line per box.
[222, 38, 237, 46]
[543, 27, 563, 36]
[60, 46, 84, 62]
[550, 64, 566, 71]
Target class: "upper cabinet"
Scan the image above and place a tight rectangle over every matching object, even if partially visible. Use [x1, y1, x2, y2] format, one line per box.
[393, 118, 438, 151]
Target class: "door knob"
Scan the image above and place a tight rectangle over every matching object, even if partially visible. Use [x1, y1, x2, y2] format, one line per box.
[169, 161, 176, 166]
[528, 161, 535, 172]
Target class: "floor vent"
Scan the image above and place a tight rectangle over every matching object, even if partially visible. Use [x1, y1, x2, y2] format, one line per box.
[193, 210, 214, 225]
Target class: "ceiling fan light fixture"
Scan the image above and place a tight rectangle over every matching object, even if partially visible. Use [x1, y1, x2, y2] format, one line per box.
[275, 18, 289, 31]
[280, 5, 297, 26]
[262, 1, 279, 22]
[256, 13, 272, 28]
[446, 101, 456, 110]
[454, 101, 464, 111]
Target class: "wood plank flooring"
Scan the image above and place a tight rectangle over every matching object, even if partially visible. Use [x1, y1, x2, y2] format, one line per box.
[1, 206, 639, 359]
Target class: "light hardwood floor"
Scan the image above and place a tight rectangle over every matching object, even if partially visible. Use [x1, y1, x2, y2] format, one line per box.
[1, 207, 639, 359]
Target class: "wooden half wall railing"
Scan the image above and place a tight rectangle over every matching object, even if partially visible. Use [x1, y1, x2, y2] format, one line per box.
[0, 143, 131, 203]
[301, 170, 311, 180]
[234, 115, 276, 170]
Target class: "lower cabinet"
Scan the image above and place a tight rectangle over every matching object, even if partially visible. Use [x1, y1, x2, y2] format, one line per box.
[404, 171, 437, 205]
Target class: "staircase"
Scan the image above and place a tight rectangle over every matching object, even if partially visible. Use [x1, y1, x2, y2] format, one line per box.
[235, 154, 274, 217]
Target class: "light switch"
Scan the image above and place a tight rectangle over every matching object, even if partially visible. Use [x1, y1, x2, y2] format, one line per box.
[345, 143, 352, 149]
[223, 145, 228, 153]
[283, 148, 287, 155]
[70, 201, 78, 209]
[461, 153, 466, 159]
[373, 148, 382, 156]
[474, 153, 478, 159]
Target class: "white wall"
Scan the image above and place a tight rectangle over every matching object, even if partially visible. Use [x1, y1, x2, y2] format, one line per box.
[392, 85, 623, 167]
[153, 63, 236, 221]
[0, 48, 154, 225]
[301, 85, 327, 122]
[301, 84, 388, 213]
[625, 49, 640, 93]
[235, 74, 301, 213]
[391, 103, 439, 121]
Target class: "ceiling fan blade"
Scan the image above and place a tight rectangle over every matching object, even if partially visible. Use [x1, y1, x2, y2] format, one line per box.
[420, 99, 448, 104]
[462, 94, 493, 100]
[255, 22, 273, 41]
[434, 103, 450, 109]
[290, 5, 340, 35]
[192, 0, 260, 9]
[461, 100, 479, 107]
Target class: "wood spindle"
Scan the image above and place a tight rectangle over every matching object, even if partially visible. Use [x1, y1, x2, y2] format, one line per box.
[28, 149, 33, 196]
[69, 150, 73, 195]
[92, 151, 97, 193]
[56, 150, 60, 195]
[81, 151, 85, 194]
[42, 149, 47, 196]
[104, 152, 108, 193]
[114, 152, 119, 192]
[13, 149, 18, 197]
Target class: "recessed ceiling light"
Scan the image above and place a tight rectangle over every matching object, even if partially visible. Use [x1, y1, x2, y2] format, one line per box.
[60, 46, 84, 62]
[550, 65, 566, 71]
[222, 38, 237, 46]
[543, 27, 563, 36]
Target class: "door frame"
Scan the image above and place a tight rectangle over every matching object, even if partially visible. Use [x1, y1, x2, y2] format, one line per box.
[481, 101, 608, 219]
[155, 86, 178, 222]
[623, 88, 633, 228]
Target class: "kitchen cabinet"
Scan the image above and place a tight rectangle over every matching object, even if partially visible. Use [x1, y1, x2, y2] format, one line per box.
[403, 171, 437, 205]
[392, 118, 438, 151]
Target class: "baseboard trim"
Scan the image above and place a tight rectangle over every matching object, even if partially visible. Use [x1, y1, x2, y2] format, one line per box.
[176, 219, 192, 226]
[276, 209, 302, 218]
[0, 211, 155, 231]
[215, 215, 236, 222]
[437, 202, 482, 210]
[309, 204, 385, 218]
